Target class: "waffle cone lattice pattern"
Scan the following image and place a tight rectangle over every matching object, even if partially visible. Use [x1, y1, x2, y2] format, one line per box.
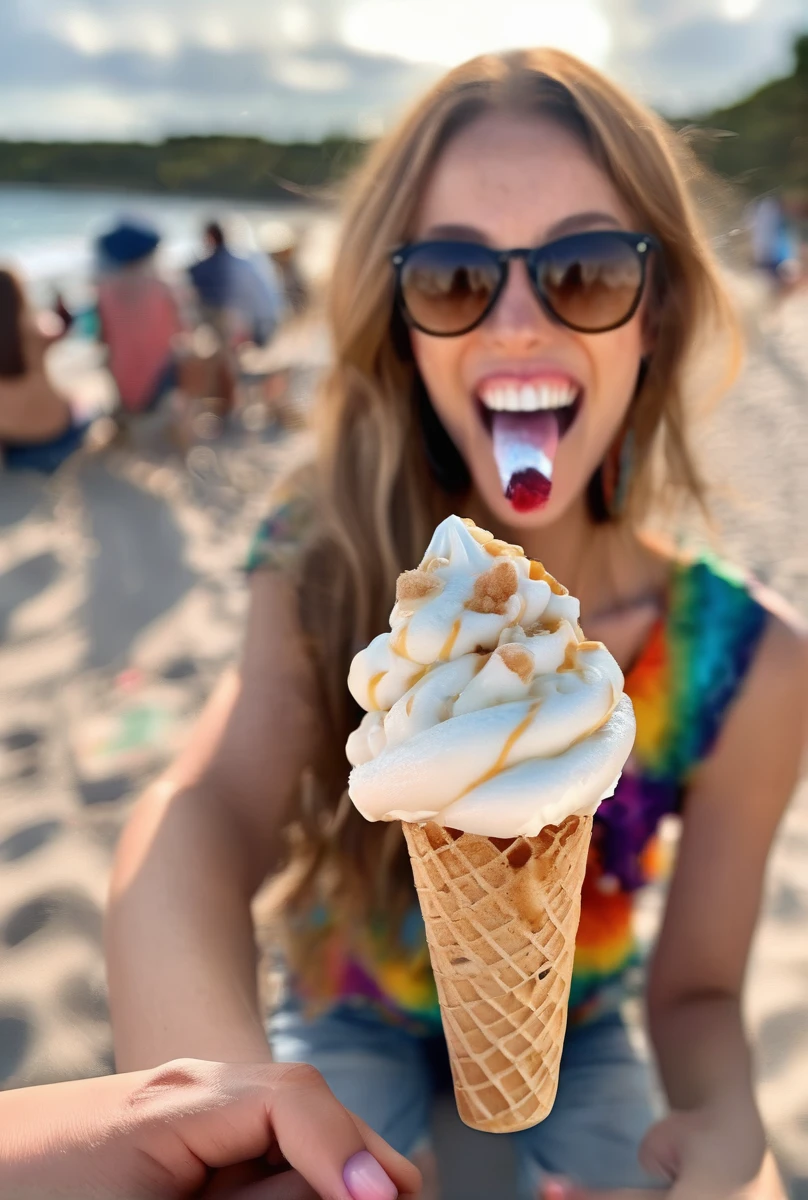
[403, 815, 592, 1133]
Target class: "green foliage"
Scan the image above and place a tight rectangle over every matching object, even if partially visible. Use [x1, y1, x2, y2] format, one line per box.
[0, 133, 369, 201]
[668, 33, 808, 205]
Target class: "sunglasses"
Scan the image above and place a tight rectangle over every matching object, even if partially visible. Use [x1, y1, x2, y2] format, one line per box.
[392, 230, 660, 337]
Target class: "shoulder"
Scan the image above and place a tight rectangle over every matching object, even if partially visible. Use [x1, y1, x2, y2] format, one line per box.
[681, 555, 808, 777]
[245, 465, 319, 576]
[688, 596, 808, 827]
[643, 551, 787, 779]
[741, 589, 808, 725]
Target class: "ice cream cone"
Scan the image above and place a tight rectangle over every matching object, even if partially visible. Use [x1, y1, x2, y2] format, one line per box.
[347, 517, 635, 1132]
[402, 814, 592, 1133]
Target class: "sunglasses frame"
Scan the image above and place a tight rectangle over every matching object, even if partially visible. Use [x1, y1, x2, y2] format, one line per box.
[391, 230, 661, 337]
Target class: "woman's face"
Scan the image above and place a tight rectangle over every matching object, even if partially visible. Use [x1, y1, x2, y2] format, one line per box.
[409, 112, 650, 528]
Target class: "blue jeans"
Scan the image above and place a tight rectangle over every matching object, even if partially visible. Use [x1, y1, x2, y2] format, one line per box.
[269, 1000, 664, 1198]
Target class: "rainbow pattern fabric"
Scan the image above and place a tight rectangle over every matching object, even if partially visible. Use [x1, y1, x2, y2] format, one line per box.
[248, 504, 768, 1032]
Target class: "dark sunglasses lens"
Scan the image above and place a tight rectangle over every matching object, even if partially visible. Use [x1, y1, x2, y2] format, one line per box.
[399, 244, 499, 334]
[536, 234, 645, 331]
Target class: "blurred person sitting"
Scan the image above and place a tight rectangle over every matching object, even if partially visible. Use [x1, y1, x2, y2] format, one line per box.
[96, 220, 236, 437]
[261, 220, 310, 316]
[0, 267, 92, 473]
[96, 219, 187, 417]
[188, 219, 284, 350]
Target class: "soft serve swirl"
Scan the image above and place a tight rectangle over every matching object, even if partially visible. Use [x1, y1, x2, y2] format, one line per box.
[346, 516, 636, 838]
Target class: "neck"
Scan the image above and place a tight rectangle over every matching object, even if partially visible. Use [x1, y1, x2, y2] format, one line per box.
[468, 490, 642, 623]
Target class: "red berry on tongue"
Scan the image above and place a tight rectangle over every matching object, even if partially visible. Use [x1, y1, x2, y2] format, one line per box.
[506, 468, 552, 513]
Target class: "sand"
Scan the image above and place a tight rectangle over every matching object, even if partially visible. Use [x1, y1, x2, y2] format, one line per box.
[0, 273, 806, 1198]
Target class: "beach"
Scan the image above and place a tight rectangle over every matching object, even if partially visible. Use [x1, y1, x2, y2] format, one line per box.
[0, 262, 807, 1197]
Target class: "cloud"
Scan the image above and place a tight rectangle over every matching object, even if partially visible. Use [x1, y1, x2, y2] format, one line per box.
[340, 0, 611, 69]
[1, 0, 803, 140]
[606, 5, 802, 112]
[2, 2, 439, 138]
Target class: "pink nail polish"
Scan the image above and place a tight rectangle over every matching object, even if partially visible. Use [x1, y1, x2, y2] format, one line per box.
[343, 1150, 398, 1200]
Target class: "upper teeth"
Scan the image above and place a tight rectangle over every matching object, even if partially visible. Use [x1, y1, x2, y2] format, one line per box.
[480, 383, 578, 412]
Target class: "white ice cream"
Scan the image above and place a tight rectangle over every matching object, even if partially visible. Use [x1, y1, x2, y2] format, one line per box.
[346, 516, 636, 838]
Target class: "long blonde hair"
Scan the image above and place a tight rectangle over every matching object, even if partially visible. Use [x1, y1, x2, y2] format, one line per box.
[272, 48, 741, 934]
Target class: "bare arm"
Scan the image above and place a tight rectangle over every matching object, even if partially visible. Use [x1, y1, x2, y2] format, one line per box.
[105, 571, 321, 1071]
[645, 611, 808, 1188]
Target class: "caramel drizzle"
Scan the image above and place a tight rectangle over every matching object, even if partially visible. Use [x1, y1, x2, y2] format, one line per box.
[557, 643, 579, 673]
[528, 559, 568, 595]
[391, 623, 409, 659]
[557, 640, 602, 674]
[367, 671, 385, 709]
[452, 700, 541, 802]
[438, 618, 461, 662]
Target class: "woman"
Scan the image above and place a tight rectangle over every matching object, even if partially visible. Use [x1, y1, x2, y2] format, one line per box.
[0, 267, 88, 471]
[106, 50, 807, 1200]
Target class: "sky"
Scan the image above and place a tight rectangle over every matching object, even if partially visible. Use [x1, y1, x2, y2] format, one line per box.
[1, 0, 804, 142]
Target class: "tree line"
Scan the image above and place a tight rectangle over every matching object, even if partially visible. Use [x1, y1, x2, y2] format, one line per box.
[0, 35, 804, 208]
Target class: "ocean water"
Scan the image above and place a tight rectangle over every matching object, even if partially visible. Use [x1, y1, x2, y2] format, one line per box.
[0, 185, 307, 307]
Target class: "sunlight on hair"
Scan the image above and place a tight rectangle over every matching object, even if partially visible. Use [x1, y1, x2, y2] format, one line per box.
[341, 0, 611, 69]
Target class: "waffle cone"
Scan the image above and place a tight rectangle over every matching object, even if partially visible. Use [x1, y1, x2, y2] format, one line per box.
[402, 815, 592, 1133]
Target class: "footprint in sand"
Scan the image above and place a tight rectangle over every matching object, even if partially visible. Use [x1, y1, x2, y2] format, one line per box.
[1, 727, 45, 783]
[0, 553, 61, 640]
[161, 656, 198, 681]
[0, 1010, 33, 1084]
[2, 889, 103, 950]
[0, 820, 62, 863]
[3, 728, 43, 752]
[77, 775, 133, 807]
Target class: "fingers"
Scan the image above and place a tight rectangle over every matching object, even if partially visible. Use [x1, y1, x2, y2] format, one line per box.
[348, 1114, 424, 1198]
[139, 1059, 420, 1200]
[264, 1064, 420, 1200]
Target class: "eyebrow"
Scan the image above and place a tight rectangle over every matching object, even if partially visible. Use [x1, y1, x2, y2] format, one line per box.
[547, 211, 624, 238]
[421, 211, 625, 244]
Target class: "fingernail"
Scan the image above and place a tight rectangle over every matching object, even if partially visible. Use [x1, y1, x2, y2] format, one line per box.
[343, 1150, 398, 1200]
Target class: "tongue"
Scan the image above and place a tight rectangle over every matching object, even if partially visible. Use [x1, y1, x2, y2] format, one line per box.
[491, 411, 560, 513]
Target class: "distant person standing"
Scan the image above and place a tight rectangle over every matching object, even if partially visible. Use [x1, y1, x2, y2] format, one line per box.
[747, 193, 801, 297]
[188, 220, 283, 349]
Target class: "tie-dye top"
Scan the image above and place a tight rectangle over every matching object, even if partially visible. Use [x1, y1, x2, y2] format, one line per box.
[246, 493, 769, 1032]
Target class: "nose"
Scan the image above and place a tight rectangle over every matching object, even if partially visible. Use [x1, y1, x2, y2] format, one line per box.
[483, 257, 555, 345]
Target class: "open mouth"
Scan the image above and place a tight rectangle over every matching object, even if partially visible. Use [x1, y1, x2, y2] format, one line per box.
[477, 379, 583, 513]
